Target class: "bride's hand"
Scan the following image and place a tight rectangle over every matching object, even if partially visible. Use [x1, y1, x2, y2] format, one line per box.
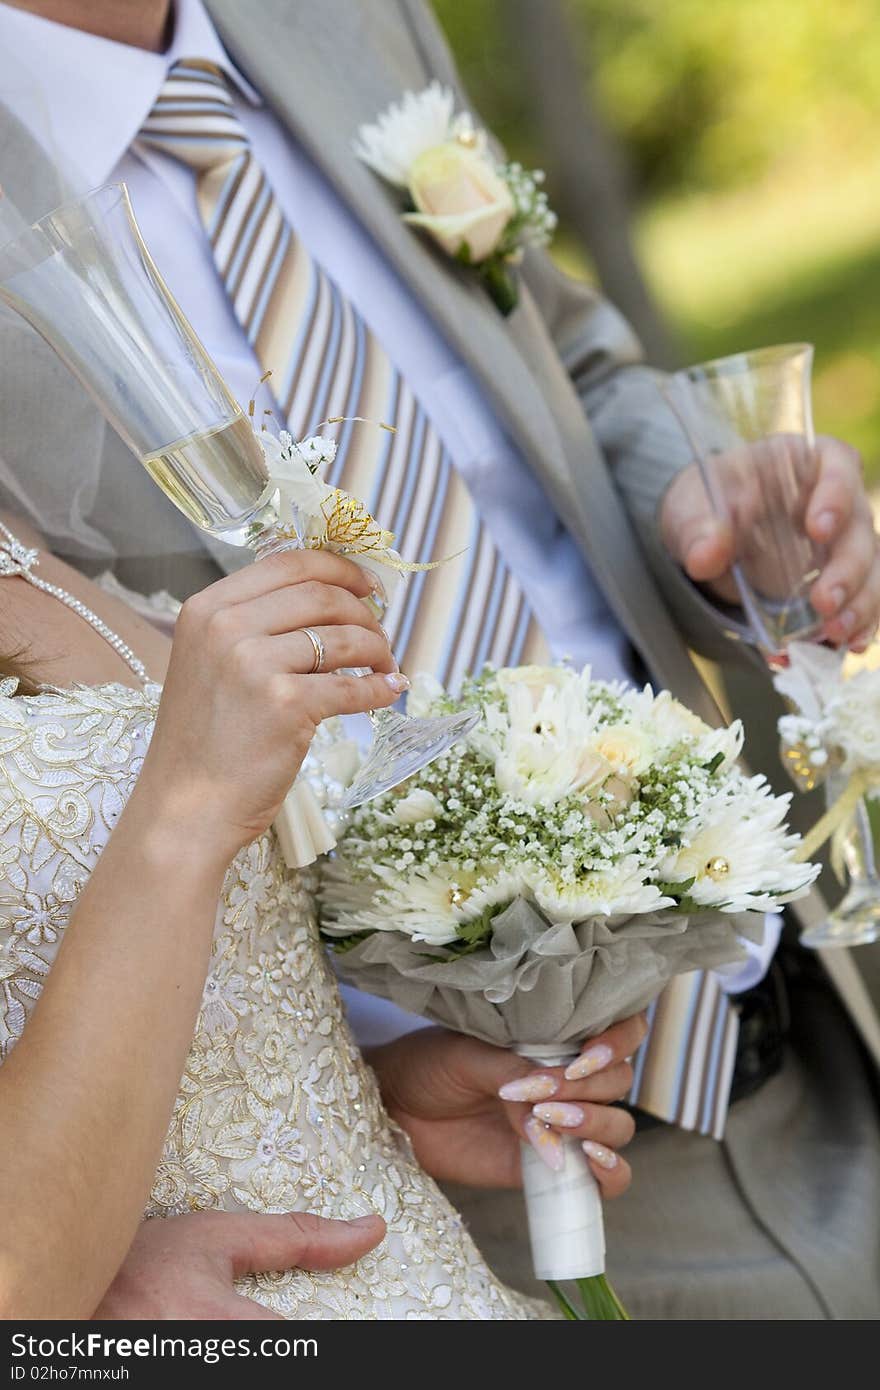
[366, 1016, 647, 1199]
[135, 550, 407, 865]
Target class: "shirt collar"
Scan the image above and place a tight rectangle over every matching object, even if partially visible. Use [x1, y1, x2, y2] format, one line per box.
[0, 0, 262, 189]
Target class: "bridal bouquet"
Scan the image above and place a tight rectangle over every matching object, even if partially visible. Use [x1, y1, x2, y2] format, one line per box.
[319, 664, 818, 1319]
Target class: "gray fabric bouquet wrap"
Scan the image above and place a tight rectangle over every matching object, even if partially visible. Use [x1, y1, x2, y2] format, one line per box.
[319, 664, 817, 1318]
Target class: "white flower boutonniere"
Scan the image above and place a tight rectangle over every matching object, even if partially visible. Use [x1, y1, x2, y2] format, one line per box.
[354, 82, 557, 315]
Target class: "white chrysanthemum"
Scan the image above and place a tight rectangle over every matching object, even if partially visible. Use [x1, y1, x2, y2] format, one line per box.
[478, 666, 615, 806]
[529, 857, 673, 922]
[369, 866, 480, 945]
[353, 82, 460, 185]
[321, 860, 460, 944]
[658, 787, 818, 912]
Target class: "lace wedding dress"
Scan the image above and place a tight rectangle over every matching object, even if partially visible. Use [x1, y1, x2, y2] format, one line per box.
[0, 526, 548, 1320]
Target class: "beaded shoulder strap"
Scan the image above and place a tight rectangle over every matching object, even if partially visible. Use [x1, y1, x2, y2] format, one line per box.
[0, 519, 149, 687]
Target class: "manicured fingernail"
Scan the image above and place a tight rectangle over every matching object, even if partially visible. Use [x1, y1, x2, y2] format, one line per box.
[838, 608, 857, 636]
[582, 1140, 618, 1170]
[827, 585, 847, 612]
[564, 1044, 613, 1080]
[525, 1117, 565, 1172]
[815, 510, 837, 540]
[499, 1073, 559, 1102]
[346, 1214, 381, 1227]
[532, 1102, 585, 1128]
[379, 623, 391, 644]
[369, 576, 387, 603]
[384, 672, 410, 692]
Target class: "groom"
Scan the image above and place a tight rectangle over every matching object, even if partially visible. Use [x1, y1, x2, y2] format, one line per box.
[1, 0, 879, 1318]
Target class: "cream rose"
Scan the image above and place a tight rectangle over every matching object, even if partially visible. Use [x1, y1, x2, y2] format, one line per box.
[591, 724, 655, 777]
[392, 788, 444, 824]
[403, 142, 514, 263]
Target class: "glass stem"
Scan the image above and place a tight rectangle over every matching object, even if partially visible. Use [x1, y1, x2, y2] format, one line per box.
[346, 667, 403, 730]
[251, 524, 302, 562]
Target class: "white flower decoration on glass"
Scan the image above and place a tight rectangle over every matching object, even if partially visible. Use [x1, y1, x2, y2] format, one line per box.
[354, 82, 557, 315]
[774, 639, 880, 790]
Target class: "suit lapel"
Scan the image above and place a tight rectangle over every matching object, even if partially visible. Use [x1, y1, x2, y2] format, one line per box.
[205, 0, 567, 476]
[205, 0, 719, 718]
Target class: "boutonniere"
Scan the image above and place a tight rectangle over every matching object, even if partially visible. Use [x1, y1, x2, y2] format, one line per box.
[354, 82, 557, 315]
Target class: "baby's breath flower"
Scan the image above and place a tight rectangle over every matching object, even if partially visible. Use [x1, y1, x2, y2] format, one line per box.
[321, 663, 818, 947]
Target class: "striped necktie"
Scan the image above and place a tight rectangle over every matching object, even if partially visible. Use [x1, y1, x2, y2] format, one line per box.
[137, 58, 738, 1139]
[136, 57, 547, 687]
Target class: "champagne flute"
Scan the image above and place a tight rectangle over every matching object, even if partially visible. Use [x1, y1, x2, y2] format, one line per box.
[662, 343, 879, 948]
[0, 181, 477, 806]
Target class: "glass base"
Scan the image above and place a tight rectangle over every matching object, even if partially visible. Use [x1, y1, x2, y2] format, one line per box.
[801, 882, 880, 949]
[338, 708, 480, 810]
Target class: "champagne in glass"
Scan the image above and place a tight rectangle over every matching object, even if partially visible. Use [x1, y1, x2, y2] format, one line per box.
[0, 181, 477, 805]
[663, 344, 824, 661]
[140, 414, 276, 543]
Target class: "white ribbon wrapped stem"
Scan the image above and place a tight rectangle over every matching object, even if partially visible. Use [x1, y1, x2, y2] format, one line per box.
[517, 1045, 605, 1282]
[273, 777, 337, 869]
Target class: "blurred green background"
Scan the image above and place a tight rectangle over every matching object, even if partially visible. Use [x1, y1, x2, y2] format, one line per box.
[432, 0, 880, 483]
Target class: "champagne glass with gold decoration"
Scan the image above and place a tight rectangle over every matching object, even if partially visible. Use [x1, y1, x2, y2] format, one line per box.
[662, 343, 879, 948]
[0, 181, 477, 806]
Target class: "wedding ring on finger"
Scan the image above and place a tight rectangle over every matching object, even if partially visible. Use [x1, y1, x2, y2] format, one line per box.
[301, 626, 326, 675]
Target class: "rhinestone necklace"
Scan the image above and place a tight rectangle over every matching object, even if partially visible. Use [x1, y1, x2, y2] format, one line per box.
[0, 519, 149, 687]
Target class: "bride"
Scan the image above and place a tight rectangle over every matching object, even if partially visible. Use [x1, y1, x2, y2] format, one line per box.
[0, 514, 641, 1319]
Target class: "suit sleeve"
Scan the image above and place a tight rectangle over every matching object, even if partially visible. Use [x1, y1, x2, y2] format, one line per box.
[520, 246, 757, 666]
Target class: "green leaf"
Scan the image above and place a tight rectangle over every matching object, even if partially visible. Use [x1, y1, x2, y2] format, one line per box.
[674, 895, 702, 914]
[655, 876, 696, 898]
[322, 930, 374, 955]
[453, 911, 494, 945]
[421, 903, 509, 963]
[455, 241, 474, 267]
[704, 752, 725, 774]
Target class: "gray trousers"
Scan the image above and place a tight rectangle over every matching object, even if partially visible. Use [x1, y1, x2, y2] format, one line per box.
[444, 977, 880, 1319]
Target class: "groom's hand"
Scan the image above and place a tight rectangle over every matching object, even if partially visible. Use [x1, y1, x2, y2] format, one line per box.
[366, 1018, 645, 1200]
[93, 1210, 386, 1320]
[659, 436, 880, 652]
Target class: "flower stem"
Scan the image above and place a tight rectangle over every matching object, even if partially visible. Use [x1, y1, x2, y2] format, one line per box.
[480, 258, 519, 315]
[575, 1274, 630, 1320]
[546, 1280, 582, 1320]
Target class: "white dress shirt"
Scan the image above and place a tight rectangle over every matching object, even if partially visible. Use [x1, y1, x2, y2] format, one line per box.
[0, 0, 633, 685]
[0, 0, 775, 1029]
